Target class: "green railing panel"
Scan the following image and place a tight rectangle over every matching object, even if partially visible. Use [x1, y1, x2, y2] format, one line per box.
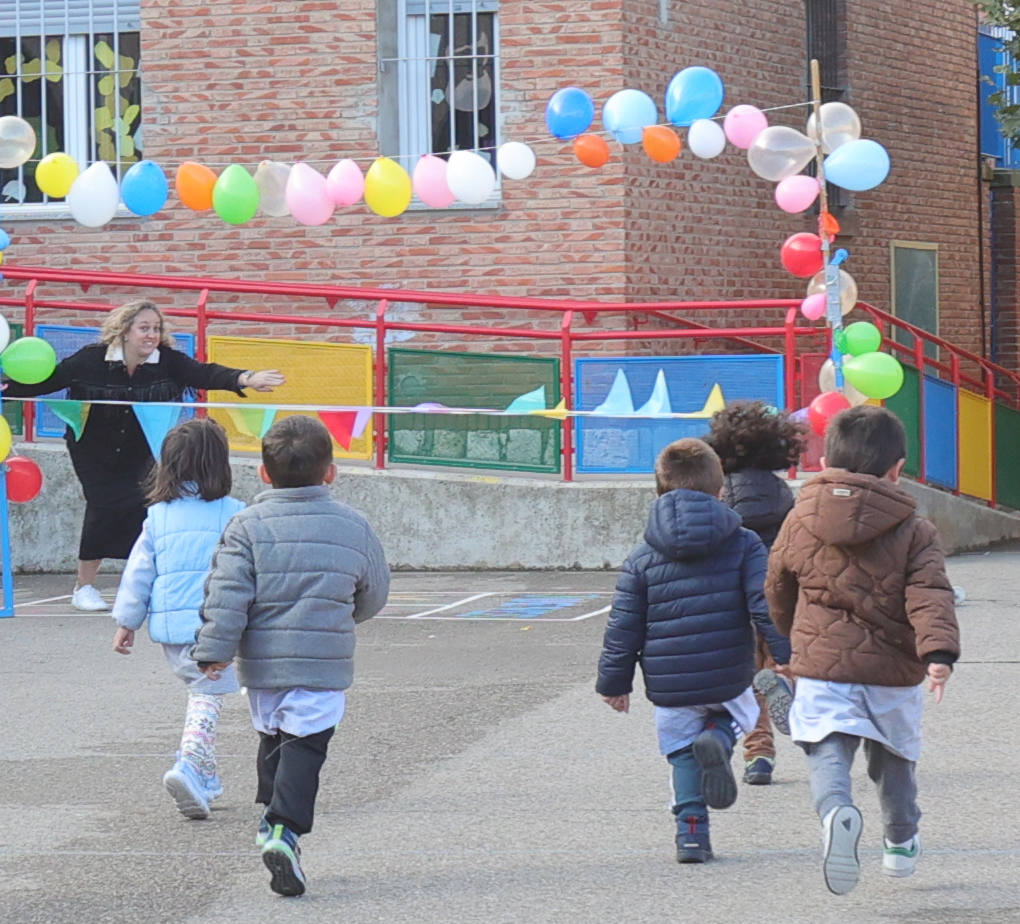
[388, 348, 561, 473]
[994, 402, 1020, 510]
[1, 323, 24, 436]
[885, 365, 921, 478]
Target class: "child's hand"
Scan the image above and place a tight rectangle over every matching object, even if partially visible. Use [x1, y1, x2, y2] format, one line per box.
[602, 694, 629, 713]
[199, 661, 232, 680]
[927, 663, 952, 703]
[113, 627, 135, 655]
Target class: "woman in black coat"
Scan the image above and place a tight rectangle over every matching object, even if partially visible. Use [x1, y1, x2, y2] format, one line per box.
[4, 299, 284, 611]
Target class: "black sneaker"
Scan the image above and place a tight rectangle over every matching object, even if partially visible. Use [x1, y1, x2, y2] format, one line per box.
[261, 823, 306, 896]
[676, 815, 712, 863]
[692, 730, 737, 809]
[753, 669, 794, 736]
[743, 756, 775, 785]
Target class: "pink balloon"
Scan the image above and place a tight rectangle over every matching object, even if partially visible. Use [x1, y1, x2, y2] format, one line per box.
[412, 155, 455, 208]
[286, 163, 335, 225]
[800, 292, 827, 321]
[775, 174, 821, 214]
[723, 105, 768, 149]
[326, 159, 364, 206]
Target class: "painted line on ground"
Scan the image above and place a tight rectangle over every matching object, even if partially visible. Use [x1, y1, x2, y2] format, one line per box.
[571, 605, 611, 621]
[406, 592, 497, 618]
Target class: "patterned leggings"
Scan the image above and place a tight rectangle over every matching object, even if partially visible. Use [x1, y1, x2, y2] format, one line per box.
[180, 693, 223, 782]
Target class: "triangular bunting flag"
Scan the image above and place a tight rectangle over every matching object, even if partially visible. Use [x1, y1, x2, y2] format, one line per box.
[318, 410, 358, 450]
[352, 408, 373, 439]
[42, 399, 88, 440]
[635, 370, 672, 417]
[133, 404, 182, 459]
[505, 385, 546, 414]
[226, 406, 277, 439]
[531, 398, 568, 420]
[592, 369, 634, 415]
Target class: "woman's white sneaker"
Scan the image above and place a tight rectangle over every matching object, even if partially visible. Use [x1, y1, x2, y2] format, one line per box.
[883, 834, 922, 877]
[71, 584, 109, 611]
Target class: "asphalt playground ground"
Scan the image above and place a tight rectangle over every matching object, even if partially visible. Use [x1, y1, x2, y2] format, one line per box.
[1, 554, 1017, 924]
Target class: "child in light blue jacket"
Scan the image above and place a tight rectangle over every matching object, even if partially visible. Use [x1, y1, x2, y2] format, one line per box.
[112, 418, 244, 821]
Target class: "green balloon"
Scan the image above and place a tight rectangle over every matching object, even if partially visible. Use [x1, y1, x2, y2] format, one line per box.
[842, 351, 904, 400]
[1, 336, 57, 385]
[212, 164, 259, 225]
[839, 321, 882, 357]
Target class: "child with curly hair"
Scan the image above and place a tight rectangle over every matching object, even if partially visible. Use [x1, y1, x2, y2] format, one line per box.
[704, 400, 805, 786]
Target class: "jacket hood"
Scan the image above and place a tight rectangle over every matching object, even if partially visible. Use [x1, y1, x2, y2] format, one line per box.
[723, 469, 794, 532]
[796, 469, 916, 546]
[645, 489, 743, 559]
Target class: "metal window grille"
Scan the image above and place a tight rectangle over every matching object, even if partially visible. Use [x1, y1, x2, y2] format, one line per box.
[0, 0, 141, 209]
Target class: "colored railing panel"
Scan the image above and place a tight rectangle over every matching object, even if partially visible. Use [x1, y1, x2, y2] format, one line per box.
[994, 402, 1020, 511]
[958, 388, 993, 502]
[885, 366, 921, 479]
[923, 376, 958, 490]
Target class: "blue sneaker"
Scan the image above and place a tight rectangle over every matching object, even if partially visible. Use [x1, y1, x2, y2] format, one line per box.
[163, 759, 210, 820]
[743, 756, 775, 785]
[676, 815, 713, 864]
[753, 669, 794, 736]
[261, 824, 306, 896]
[255, 813, 272, 848]
[692, 729, 737, 809]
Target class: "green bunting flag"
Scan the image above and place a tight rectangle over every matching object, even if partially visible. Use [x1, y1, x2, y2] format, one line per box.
[41, 399, 88, 440]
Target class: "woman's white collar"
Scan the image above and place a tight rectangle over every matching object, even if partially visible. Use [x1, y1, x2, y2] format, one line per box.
[105, 343, 161, 364]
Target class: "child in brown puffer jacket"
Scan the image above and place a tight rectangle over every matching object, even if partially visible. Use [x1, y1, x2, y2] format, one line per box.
[765, 405, 959, 897]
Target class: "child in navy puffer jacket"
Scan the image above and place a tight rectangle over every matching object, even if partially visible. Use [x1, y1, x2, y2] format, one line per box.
[596, 438, 790, 864]
[704, 400, 805, 786]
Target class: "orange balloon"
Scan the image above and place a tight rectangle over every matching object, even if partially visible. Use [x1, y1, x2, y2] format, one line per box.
[573, 134, 610, 168]
[642, 125, 682, 163]
[175, 161, 217, 211]
[820, 211, 841, 238]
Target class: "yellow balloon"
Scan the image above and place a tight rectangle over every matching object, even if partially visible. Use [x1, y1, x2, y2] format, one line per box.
[364, 157, 412, 218]
[35, 152, 80, 199]
[0, 416, 11, 463]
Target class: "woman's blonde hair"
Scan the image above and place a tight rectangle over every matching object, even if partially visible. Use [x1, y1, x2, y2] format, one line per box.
[99, 299, 174, 348]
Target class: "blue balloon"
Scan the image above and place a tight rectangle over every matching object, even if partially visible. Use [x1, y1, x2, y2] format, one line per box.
[0, 229, 9, 251]
[664, 66, 725, 126]
[823, 139, 890, 192]
[545, 87, 595, 140]
[120, 159, 169, 216]
[602, 89, 657, 145]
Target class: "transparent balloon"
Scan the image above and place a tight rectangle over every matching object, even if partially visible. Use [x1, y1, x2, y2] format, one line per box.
[806, 268, 859, 317]
[747, 126, 816, 182]
[254, 161, 292, 216]
[806, 102, 861, 154]
[0, 116, 36, 169]
[818, 357, 869, 406]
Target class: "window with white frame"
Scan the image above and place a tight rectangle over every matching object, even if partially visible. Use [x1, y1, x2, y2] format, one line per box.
[380, 0, 499, 200]
[0, 0, 141, 210]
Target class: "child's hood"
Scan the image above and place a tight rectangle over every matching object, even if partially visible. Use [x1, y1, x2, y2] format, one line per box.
[723, 468, 794, 531]
[795, 469, 916, 547]
[644, 488, 743, 559]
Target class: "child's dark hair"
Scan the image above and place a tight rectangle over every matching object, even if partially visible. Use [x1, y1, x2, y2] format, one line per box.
[824, 405, 907, 477]
[262, 415, 333, 487]
[655, 438, 724, 496]
[703, 400, 806, 473]
[145, 418, 232, 504]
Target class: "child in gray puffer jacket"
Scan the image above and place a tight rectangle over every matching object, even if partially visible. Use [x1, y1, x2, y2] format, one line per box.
[704, 401, 805, 786]
[193, 415, 389, 898]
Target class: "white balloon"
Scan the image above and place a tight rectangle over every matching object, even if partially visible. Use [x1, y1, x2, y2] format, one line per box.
[254, 161, 291, 216]
[818, 357, 868, 405]
[806, 102, 862, 154]
[496, 142, 536, 180]
[66, 162, 120, 227]
[747, 125, 816, 182]
[687, 119, 726, 159]
[0, 315, 10, 354]
[446, 150, 496, 205]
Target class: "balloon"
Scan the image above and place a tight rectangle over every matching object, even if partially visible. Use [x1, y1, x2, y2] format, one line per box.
[818, 357, 869, 406]
[0, 229, 9, 250]
[641, 125, 682, 163]
[1, 336, 57, 384]
[5, 455, 43, 503]
[412, 154, 455, 208]
[0, 417, 10, 462]
[723, 105, 768, 149]
[213, 164, 260, 225]
[800, 292, 827, 321]
[175, 161, 217, 211]
[687, 118, 726, 159]
[602, 89, 658, 144]
[836, 321, 882, 356]
[806, 102, 861, 154]
[446, 150, 496, 205]
[775, 174, 820, 213]
[325, 159, 364, 207]
[747, 126, 816, 182]
[824, 139, 890, 192]
[120, 159, 168, 216]
[780, 232, 824, 278]
[545, 87, 595, 139]
[842, 351, 905, 400]
[363, 157, 412, 217]
[35, 152, 79, 198]
[496, 142, 536, 180]
[573, 134, 610, 167]
[254, 161, 292, 216]
[665, 66, 725, 126]
[0, 315, 10, 354]
[66, 162, 119, 227]
[0, 116, 36, 169]
[806, 268, 859, 316]
[286, 162, 335, 225]
[808, 390, 851, 436]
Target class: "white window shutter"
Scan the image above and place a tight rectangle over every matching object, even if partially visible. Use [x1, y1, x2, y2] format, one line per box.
[0, 1, 141, 37]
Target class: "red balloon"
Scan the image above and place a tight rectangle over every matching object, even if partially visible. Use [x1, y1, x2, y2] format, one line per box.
[5, 455, 43, 503]
[808, 391, 851, 437]
[780, 232, 824, 278]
